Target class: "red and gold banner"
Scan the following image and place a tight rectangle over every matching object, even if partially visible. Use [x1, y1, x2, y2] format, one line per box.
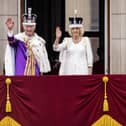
[0, 75, 125, 126]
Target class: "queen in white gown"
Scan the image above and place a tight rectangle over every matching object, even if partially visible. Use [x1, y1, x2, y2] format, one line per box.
[53, 15, 93, 75]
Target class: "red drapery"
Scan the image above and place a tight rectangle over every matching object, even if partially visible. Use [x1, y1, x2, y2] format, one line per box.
[0, 75, 126, 126]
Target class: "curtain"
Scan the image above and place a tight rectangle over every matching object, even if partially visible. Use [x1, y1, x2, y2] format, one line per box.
[0, 75, 126, 126]
[27, 0, 65, 65]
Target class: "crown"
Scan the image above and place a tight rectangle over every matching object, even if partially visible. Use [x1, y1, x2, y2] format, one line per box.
[22, 8, 37, 26]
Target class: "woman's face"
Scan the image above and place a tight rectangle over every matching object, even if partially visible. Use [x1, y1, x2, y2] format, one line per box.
[71, 27, 81, 38]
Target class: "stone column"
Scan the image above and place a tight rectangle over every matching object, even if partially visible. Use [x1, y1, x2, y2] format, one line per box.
[0, 0, 20, 74]
[110, 0, 126, 73]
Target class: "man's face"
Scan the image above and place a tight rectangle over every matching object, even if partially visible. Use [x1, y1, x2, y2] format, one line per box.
[23, 25, 36, 36]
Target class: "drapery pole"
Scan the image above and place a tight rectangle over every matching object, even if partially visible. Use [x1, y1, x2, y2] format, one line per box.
[25, 0, 27, 13]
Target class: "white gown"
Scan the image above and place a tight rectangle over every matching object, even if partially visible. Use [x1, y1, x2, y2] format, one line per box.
[53, 37, 93, 75]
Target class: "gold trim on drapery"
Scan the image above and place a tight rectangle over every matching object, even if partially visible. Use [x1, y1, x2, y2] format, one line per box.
[102, 76, 109, 112]
[1, 78, 22, 126]
[92, 76, 122, 126]
[92, 114, 122, 126]
[5, 78, 12, 113]
[0, 116, 21, 126]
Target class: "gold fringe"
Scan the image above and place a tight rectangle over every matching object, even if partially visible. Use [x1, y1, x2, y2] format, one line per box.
[92, 77, 122, 126]
[2, 80, 21, 125]
[92, 114, 122, 126]
[5, 78, 12, 113]
[6, 100, 12, 113]
[103, 99, 109, 112]
[0, 116, 21, 126]
[102, 76, 109, 112]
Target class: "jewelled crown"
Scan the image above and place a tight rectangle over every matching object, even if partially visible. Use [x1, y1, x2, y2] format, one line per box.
[22, 8, 37, 26]
[69, 10, 83, 28]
